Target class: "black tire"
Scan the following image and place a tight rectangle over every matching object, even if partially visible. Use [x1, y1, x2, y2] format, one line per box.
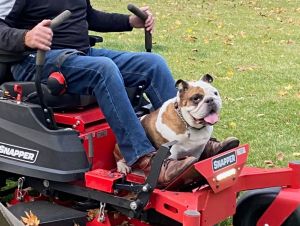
[233, 188, 300, 226]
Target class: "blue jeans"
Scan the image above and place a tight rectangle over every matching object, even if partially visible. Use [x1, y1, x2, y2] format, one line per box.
[11, 48, 177, 166]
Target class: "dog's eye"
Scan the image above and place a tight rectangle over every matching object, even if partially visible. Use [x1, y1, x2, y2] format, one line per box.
[214, 92, 218, 96]
[190, 94, 203, 104]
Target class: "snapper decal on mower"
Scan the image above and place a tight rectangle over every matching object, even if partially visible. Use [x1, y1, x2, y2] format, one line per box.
[212, 151, 237, 171]
[0, 142, 39, 163]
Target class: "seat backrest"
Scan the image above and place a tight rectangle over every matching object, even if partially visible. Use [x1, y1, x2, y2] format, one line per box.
[0, 48, 24, 85]
[0, 63, 10, 85]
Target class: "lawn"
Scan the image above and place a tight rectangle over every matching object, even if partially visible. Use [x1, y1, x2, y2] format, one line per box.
[92, 0, 299, 168]
[91, 1, 299, 224]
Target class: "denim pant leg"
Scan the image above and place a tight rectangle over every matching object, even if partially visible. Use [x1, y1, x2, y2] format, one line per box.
[88, 48, 177, 109]
[11, 50, 155, 166]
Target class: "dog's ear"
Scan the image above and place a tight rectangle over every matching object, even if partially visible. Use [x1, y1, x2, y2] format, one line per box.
[201, 74, 214, 83]
[175, 79, 189, 92]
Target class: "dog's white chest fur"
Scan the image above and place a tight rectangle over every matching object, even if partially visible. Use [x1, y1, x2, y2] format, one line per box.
[156, 98, 213, 160]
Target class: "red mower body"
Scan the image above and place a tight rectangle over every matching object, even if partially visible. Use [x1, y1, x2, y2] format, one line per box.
[3, 104, 300, 226]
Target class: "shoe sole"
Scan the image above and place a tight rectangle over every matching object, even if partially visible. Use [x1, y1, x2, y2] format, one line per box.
[219, 139, 240, 153]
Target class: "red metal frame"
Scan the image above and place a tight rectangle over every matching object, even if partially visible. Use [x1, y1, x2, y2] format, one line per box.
[52, 107, 300, 226]
[54, 106, 117, 170]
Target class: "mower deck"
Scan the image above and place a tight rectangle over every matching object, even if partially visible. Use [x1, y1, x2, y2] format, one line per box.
[9, 201, 87, 226]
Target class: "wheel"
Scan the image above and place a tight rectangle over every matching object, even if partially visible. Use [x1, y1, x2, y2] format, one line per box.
[233, 188, 300, 226]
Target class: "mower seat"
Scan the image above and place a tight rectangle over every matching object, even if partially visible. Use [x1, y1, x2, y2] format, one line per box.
[0, 63, 147, 111]
[1, 81, 97, 109]
[0, 33, 148, 111]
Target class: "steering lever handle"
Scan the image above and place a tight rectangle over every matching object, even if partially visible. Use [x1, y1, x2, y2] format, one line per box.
[127, 4, 152, 52]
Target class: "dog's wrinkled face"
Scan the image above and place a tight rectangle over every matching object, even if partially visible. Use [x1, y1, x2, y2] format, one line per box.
[175, 74, 222, 129]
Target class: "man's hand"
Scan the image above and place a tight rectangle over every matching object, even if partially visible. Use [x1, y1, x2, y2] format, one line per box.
[24, 20, 53, 51]
[129, 6, 155, 33]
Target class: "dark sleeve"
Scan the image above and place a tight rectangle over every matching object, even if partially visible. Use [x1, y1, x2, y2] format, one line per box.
[0, 0, 27, 52]
[86, 0, 133, 32]
[0, 19, 27, 52]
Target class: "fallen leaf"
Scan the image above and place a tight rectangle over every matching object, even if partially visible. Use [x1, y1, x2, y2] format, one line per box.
[240, 31, 247, 38]
[264, 160, 274, 167]
[280, 39, 295, 45]
[224, 36, 234, 45]
[276, 152, 285, 161]
[284, 84, 293, 90]
[287, 39, 295, 45]
[228, 122, 237, 129]
[227, 69, 234, 77]
[217, 22, 223, 29]
[203, 38, 210, 44]
[236, 65, 257, 72]
[259, 12, 267, 17]
[87, 209, 99, 221]
[278, 90, 288, 97]
[184, 35, 198, 42]
[186, 28, 193, 33]
[175, 20, 182, 27]
[21, 211, 40, 226]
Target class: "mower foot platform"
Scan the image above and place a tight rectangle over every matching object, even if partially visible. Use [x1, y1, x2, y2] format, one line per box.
[165, 164, 205, 191]
[9, 201, 87, 226]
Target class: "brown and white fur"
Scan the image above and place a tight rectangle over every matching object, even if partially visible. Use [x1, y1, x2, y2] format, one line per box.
[115, 74, 222, 174]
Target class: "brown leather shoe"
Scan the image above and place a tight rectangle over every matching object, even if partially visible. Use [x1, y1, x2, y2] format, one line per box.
[200, 137, 240, 160]
[133, 153, 197, 185]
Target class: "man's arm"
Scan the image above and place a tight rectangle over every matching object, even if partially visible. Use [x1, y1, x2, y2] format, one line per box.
[0, 0, 28, 52]
[0, 20, 27, 52]
[0, 18, 54, 52]
[86, 0, 133, 32]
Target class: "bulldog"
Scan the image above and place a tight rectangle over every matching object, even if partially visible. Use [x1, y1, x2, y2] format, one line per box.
[115, 74, 222, 174]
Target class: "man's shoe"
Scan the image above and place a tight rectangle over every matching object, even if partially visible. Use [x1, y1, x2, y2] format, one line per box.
[133, 153, 197, 186]
[200, 137, 240, 160]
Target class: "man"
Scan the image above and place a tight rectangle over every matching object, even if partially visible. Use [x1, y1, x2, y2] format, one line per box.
[0, 0, 238, 185]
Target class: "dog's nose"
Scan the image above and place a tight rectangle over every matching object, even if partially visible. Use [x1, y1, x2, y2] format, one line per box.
[205, 97, 214, 104]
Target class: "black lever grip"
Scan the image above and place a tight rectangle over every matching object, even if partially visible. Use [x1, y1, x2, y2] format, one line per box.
[50, 10, 72, 29]
[127, 4, 152, 52]
[36, 10, 72, 66]
[127, 4, 148, 21]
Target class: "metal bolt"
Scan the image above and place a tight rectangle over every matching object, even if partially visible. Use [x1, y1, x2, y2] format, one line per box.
[142, 184, 151, 192]
[43, 180, 50, 188]
[44, 109, 48, 113]
[130, 201, 138, 210]
[73, 120, 80, 128]
[46, 119, 51, 123]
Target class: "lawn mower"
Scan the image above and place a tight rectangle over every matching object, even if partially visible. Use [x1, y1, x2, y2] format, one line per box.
[0, 5, 300, 226]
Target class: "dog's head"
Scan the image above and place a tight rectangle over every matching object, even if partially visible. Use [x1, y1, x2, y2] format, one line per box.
[175, 74, 222, 129]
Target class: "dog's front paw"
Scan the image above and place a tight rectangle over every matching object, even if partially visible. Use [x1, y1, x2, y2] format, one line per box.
[117, 159, 131, 174]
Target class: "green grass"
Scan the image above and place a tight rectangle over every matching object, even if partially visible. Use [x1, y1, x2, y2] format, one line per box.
[91, 0, 299, 167]
[90, 0, 299, 223]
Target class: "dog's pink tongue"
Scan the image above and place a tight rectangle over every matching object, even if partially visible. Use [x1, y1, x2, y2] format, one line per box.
[204, 113, 219, 125]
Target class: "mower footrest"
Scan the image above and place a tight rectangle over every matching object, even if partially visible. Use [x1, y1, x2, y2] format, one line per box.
[9, 201, 86, 226]
[85, 169, 123, 193]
